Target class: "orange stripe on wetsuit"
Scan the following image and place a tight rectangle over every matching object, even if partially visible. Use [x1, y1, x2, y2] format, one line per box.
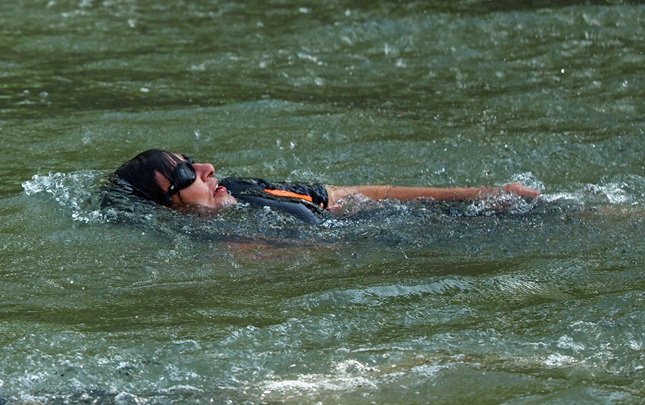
[264, 188, 314, 203]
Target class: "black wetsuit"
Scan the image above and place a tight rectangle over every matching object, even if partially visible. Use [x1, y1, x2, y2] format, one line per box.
[219, 178, 329, 224]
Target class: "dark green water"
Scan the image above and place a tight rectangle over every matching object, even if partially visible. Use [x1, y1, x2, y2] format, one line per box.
[2, 1, 644, 403]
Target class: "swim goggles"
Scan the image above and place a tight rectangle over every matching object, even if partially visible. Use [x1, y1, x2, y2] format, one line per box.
[165, 154, 196, 203]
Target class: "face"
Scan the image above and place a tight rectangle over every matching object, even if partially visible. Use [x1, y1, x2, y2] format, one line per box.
[156, 153, 237, 210]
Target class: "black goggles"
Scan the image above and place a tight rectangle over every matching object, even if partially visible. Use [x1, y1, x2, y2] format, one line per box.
[165, 154, 196, 202]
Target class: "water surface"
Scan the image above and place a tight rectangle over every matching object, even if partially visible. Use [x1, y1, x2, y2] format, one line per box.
[1, 1, 644, 403]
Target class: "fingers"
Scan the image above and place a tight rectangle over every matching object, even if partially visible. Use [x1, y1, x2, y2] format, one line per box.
[503, 183, 541, 199]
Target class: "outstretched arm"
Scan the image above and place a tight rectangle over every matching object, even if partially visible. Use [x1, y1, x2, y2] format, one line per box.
[325, 183, 541, 207]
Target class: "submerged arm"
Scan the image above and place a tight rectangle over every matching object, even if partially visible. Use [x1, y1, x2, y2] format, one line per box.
[325, 183, 541, 207]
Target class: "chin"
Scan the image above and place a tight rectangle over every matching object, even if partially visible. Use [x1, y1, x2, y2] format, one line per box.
[215, 198, 237, 209]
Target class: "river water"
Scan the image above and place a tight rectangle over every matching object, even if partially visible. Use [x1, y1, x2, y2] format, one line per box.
[1, 0, 644, 403]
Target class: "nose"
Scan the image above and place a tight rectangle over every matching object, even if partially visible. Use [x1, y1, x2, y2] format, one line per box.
[193, 163, 215, 182]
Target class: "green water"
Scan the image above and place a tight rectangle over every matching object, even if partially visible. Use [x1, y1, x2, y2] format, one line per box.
[2, 1, 644, 403]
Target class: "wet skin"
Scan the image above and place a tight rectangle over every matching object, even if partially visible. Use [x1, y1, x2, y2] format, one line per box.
[155, 154, 237, 210]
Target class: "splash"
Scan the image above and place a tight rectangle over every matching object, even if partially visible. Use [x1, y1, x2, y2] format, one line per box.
[541, 179, 639, 207]
[22, 171, 108, 223]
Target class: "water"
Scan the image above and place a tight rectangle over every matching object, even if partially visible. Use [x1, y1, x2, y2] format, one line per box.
[2, 0, 645, 403]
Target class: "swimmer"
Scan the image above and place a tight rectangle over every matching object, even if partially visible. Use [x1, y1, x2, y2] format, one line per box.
[113, 149, 541, 223]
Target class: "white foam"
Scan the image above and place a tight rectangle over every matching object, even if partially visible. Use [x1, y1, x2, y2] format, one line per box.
[543, 353, 576, 367]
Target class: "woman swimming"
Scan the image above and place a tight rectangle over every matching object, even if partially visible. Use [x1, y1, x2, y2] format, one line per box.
[113, 149, 541, 223]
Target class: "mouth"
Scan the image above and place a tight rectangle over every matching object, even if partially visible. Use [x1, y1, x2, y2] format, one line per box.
[214, 185, 228, 197]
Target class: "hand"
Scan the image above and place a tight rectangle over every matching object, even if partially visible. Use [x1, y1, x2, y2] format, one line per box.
[502, 183, 541, 199]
